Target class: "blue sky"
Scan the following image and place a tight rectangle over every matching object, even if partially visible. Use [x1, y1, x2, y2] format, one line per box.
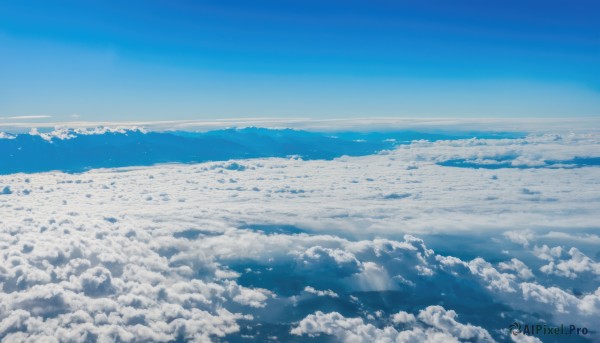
[1, 0, 599, 121]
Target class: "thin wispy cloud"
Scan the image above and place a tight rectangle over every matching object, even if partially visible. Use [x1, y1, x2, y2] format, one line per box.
[0, 115, 52, 120]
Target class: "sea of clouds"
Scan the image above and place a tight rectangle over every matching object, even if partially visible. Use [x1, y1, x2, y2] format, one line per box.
[1, 130, 599, 342]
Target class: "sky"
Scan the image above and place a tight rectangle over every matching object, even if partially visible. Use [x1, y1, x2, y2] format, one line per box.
[0, 0, 599, 121]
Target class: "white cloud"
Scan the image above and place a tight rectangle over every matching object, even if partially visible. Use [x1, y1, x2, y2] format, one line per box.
[417, 306, 495, 342]
[1, 129, 599, 341]
[24, 126, 147, 141]
[391, 311, 415, 324]
[0, 116, 51, 120]
[1, 117, 599, 133]
[498, 259, 534, 280]
[303, 286, 339, 298]
[535, 246, 600, 278]
[504, 230, 535, 247]
[291, 306, 495, 342]
[510, 333, 543, 342]
[543, 231, 600, 244]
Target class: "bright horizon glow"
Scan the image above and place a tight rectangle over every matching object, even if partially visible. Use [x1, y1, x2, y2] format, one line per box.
[1, 0, 599, 121]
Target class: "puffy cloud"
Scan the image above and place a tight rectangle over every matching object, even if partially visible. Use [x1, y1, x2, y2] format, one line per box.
[79, 267, 114, 296]
[498, 259, 534, 280]
[26, 126, 147, 142]
[416, 306, 495, 342]
[226, 282, 273, 308]
[532, 244, 564, 262]
[504, 230, 536, 247]
[297, 246, 362, 277]
[518, 282, 600, 330]
[291, 306, 495, 342]
[511, 334, 543, 343]
[303, 286, 339, 298]
[391, 311, 416, 324]
[535, 246, 600, 279]
[467, 258, 518, 293]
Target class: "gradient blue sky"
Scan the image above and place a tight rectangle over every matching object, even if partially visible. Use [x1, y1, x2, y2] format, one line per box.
[1, 0, 599, 121]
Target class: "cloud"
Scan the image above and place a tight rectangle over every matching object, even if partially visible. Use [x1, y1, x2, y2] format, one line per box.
[24, 126, 147, 142]
[535, 246, 600, 279]
[4, 204, 597, 341]
[1, 128, 599, 341]
[0, 116, 52, 120]
[0, 117, 599, 133]
[391, 311, 415, 324]
[543, 231, 600, 244]
[303, 286, 339, 298]
[417, 306, 495, 342]
[291, 306, 495, 342]
[511, 333, 543, 343]
[498, 259, 534, 280]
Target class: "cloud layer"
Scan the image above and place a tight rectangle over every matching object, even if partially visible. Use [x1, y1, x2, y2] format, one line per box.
[1, 131, 599, 342]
